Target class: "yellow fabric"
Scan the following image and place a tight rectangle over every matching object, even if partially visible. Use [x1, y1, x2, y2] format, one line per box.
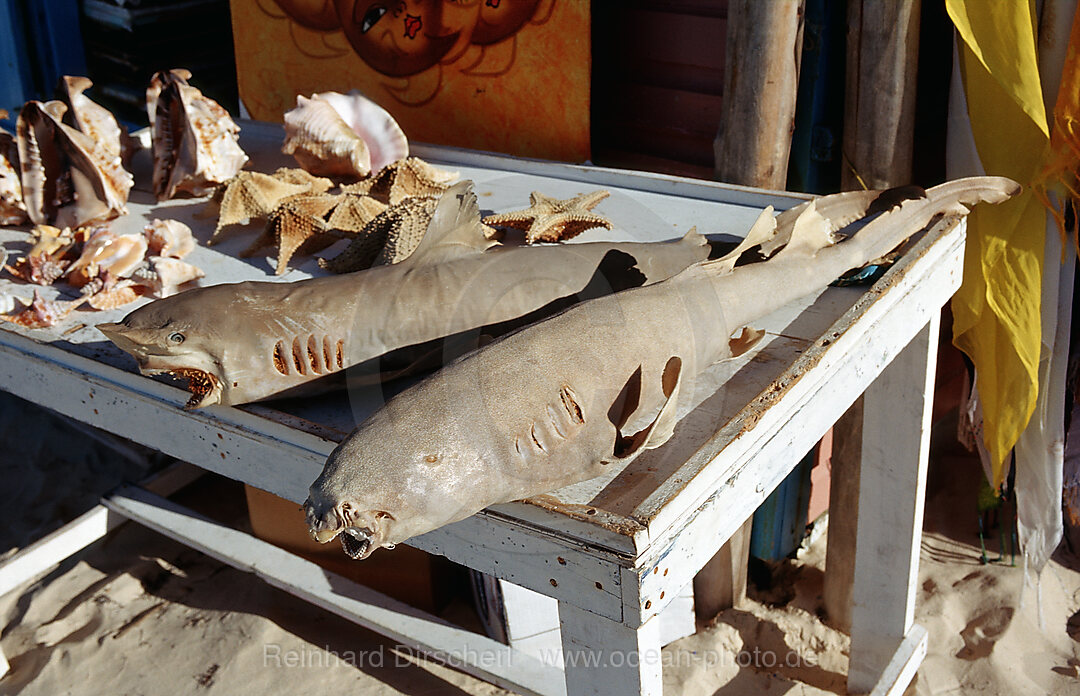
[947, 0, 1049, 486]
[1035, 7, 1080, 251]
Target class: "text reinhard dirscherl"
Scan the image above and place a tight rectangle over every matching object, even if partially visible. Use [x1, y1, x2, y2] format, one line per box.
[262, 643, 819, 671]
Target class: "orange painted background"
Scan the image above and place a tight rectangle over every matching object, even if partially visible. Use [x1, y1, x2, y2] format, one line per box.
[230, 0, 590, 162]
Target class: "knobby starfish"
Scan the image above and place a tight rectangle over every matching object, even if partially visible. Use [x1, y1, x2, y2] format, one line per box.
[343, 157, 459, 205]
[242, 192, 342, 275]
[483, 190, 613, 243]
[210, 168, 333, 244]
[321, 195, 441, 273]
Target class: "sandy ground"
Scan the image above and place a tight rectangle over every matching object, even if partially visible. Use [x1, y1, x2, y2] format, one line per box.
[1, 399, 1079, 695]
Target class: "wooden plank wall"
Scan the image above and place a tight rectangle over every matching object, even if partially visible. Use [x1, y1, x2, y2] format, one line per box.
[591, 1, 727, 180]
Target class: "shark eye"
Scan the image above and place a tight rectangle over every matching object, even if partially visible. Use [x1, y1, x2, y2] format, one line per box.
[168, 332, 185, 344]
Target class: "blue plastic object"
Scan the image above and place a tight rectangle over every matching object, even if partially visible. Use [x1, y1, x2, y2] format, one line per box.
[0, 0, 86, 116]
[749, 450, 815, 562]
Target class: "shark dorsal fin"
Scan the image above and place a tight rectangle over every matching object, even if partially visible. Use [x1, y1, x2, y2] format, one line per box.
[773, 200, 837, 259]
[714, 205, 777, 273]
[406, 180, 498, 265]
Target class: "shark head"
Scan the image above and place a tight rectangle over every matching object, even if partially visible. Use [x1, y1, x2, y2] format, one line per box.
[303, 396, 482, 560]
[97, 289, 231, 409]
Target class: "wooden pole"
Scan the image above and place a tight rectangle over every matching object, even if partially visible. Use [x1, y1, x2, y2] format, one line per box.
[826, 0, 922, 634]
[698, 0, 804, 620]
[713, 0, 805, 189]
[841, 0, 922, 189]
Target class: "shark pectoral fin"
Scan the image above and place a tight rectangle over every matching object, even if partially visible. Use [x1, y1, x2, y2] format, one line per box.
[612, 356, 683, 461]
[714, 206, 777, 273]
[406, 180, 499, 265]
[728, 326, 765, 360]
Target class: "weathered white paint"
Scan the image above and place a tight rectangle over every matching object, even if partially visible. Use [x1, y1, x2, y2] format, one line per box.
[868, 624, 929, 696]
[104, 486, 566, 696]
[558, 602, 662, 696]
[848, 316, 938, 692]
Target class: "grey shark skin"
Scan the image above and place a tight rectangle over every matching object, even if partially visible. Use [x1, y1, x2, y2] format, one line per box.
[97, 181, 712, 409]
[304, 176, 1019, 560]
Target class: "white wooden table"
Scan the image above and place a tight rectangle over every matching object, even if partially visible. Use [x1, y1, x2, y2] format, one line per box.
[0, 123, 954, 695]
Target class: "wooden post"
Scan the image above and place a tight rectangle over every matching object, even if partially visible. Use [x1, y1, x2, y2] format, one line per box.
[841, 0, 922, 189]
[703, 0, 805, 616]
[822, 399, 862, 632]
[848, 316, 938, 692]
[714, 0, 805, 189]
[826, 0, 922, 635]
[693, 517, 752, 620]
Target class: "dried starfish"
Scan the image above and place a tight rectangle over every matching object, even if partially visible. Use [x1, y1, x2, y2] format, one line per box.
[343, 157, 458, 205]
[326, 194, 388, 234]
[210, 170, 326, 244]
[320, 195, 440, 273]
[243, 192, 342, 275]
[484, 190, 614, 243]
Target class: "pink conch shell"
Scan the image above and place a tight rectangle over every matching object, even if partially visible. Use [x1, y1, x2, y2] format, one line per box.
[66, 230, 148, 286]
[143, 219, 196, 259]
[314, 91, 408, 172]
[282, 91, 408, 177]
[15, 101, 133, 228]
[0, 289, 86, 328]
[57, 76, 134, 164]
[148, 69, 249, 200]
[130, 256, 204, 298]
[0, 117, 27, 225]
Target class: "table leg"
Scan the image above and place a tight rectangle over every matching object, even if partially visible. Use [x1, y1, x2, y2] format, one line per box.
[848, 315, 938, 692]
[558, 603, 662, 696]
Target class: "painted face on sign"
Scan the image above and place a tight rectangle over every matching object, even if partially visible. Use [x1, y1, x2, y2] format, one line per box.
[335, 0, 466, 76]
[274, 0, 341, 31]
[471, 0, 540, 45]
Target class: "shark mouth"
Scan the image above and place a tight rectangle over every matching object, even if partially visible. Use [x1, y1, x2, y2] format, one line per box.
[161, 368, 221, 409]
[340, 527, 373, 559]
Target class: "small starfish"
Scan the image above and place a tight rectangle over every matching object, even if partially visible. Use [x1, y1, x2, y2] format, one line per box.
[343, 157, 458, 205]
[483, 190, 613, 243]
[242, 193, 342, 275]
[320, 196, 440, 273]
[209, 169, 332, 244]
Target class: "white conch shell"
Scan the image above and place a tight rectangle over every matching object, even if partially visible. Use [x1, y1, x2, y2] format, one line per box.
[143, 219, 195, 259]
[131, 255, 204, 298]
[58, 76, 130, 163]
[148, 69, 249, 200]
[15, 101, 133, 228]
[0, 119, 27, 225]
[66, 229, 148, 285]
[282, 91, 408, 177]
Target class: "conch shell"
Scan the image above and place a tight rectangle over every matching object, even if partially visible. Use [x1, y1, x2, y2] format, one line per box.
[57, 76, 133, 164]
[66, 229, 148, 287]
[282, 91, 407, 178]
[0, 116, 27, 225]
[15, 101, 133, 228]
[130, 256, 205, 298]
[148, 69, 248, 200]
[144, 219, 195, 259]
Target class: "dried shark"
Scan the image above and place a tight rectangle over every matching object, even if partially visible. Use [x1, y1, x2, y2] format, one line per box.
[97, 181, 711, 408]
[303, 177, 1020, 560]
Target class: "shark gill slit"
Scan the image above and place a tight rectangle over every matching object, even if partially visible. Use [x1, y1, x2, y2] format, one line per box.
[335, 339, 344, 369]
[291, 336, 306, 375]
[307, 334, 322, 374]
[322, 336, 334, 372]
[273, 340, 289, 375]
